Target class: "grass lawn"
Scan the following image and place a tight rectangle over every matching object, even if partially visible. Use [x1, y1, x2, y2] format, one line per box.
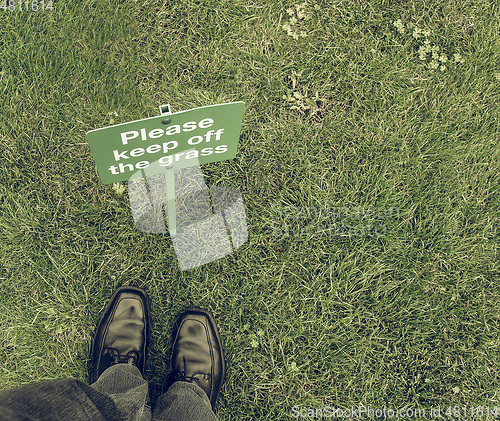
[0, 0, 499, 419]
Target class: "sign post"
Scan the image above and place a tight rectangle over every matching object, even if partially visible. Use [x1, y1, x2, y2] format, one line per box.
[157, 104, 177, 236]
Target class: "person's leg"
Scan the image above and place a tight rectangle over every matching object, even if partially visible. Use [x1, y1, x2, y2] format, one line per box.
[152, 307, 224, 421]
[153, 381, 218, 421]
[89, 285, 152, 420]
[91, 364, 151, 421]
[0, 378, 121, 421]
[0, 367, 152, 421]
[0, 286, 152, 421]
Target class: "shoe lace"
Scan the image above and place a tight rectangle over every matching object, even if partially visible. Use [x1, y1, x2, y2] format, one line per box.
[175, 358, 211, 383]
[106, 348, 140, 366]
[175, 371, 211, 383]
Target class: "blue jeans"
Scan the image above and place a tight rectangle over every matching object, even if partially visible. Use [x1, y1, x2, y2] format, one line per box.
[0, 365, 218, 420]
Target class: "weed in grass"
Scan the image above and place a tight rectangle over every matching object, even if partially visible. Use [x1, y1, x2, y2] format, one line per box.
[112, 182, 126, 195]
[281, 0, 320, 40]
[288, 361, 299, 373]
[107, 110, 119, 125]
[282, 72, 326, 118]
[250, 336, 259, 348]
[392, 18, 466, 72]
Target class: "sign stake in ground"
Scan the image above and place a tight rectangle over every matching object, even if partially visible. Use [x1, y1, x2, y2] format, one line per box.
[157, 104, 177, 236]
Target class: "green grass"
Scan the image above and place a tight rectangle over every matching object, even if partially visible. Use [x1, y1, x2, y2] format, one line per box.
[0, 0, 499, 419]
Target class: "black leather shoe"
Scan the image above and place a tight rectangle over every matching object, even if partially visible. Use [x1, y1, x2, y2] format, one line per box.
[90, 286, 150, 384]
[170, 308, 226, 412]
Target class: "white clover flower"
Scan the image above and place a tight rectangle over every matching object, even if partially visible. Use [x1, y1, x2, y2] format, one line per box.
[393, 19, 406, 34]
[418, 46, 428, 60]
[389, 20, 463, 73]
[112, 183, 126, 195]
[429, 60, 439, 70]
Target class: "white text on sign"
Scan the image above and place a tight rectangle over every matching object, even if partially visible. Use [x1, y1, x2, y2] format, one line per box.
[108, 118, 228, 175]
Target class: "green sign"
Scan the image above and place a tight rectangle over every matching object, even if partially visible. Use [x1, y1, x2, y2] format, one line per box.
[86, 102, 245, 184]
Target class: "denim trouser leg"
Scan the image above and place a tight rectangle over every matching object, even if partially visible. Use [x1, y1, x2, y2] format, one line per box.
[152, 381, 218, 421]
